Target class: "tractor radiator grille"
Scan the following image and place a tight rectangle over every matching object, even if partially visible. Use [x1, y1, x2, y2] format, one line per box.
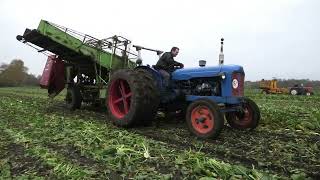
[232, 73, 244, 96]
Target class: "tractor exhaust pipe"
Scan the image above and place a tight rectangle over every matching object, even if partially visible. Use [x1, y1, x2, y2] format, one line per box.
[199, 60, 206, 67]
[219, 38, 224, 65]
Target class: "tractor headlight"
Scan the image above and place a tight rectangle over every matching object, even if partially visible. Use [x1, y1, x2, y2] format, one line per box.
[221, 74, 226, 80]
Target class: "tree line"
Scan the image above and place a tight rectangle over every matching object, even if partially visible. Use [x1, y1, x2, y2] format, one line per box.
[0, 59, 40, 87]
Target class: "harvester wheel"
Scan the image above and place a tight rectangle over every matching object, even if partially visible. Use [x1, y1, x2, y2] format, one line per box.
[106, 69, 159, 127]
[225, 98, 260, 130]
[66, 86, 82, 110]
[186, 99, 224, 139]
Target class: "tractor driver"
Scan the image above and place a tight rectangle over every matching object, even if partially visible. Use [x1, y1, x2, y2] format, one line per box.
[154, 47, 184, 87]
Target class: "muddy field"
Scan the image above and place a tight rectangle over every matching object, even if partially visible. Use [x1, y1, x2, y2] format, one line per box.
[0, 87, 319, 179]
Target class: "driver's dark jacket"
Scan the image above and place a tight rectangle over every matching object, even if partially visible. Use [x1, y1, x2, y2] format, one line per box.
[155, 52, 183, 72]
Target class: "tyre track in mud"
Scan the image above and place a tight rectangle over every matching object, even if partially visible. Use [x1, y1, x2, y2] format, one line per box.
[2, 93, 319, 178]
[0, 128, 54, 178]
[42, 143, 126, 179]
[133, 127, 320, 178]
[0, 117, 123, 179]
[0, 94, 184, 179]
[1, 121, 170, 180]
[47, 101, 319, 144]
[21, 96, 320, 177]
[45, 101, 320, 178]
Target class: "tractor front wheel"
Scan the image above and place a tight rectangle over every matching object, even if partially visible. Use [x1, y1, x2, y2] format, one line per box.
[225, 98, 260, 130]
[66, 85, 82, 110]
[186, 99, 224, 139]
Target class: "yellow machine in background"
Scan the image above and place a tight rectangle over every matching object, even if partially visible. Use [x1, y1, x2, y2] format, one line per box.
[259, 79, 314, 95]
[259, 79, 288, 94]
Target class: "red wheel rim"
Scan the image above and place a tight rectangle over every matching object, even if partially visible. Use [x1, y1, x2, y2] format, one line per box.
[108, 79, 132, 118]
[191, 106, 214, 134]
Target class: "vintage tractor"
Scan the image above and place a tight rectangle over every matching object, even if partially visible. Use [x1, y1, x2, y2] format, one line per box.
[17, 20, 260, 139]
[288, 84, 313, 96]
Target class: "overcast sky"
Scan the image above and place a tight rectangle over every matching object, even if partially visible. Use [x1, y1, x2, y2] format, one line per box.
[0, 0, 319, 81]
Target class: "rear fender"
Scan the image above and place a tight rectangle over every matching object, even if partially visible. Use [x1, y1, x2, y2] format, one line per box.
[135, 66, 165, 90]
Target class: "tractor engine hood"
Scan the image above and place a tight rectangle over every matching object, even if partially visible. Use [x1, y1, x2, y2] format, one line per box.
[171, 64, 244, 81]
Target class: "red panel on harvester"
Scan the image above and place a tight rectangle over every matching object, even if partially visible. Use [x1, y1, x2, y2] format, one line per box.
[49, 58, 65, 95]
[39, 55, 65, 97]
[40, 55, 55, 89]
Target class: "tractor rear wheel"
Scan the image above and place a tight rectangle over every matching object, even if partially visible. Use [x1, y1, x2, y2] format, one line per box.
[134, 68, 160, 125]
[106, 69, 159, 127]
[186, 99, 224, 139]
[66, 85, 82, 110]
[225, 98, 260, 130]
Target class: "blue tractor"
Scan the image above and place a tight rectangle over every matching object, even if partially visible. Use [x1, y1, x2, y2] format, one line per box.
[107, 39, 260, 139]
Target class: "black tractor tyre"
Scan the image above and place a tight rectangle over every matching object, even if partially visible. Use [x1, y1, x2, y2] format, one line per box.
[106, 69, 159, 127]
[134, 68, 160, 125]
[186, 99, 224, 139]
[66, 85, 82, 110]
[225, 98, 260, 130]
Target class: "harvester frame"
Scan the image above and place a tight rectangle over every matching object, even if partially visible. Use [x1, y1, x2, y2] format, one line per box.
[17, 20, 138, 108]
